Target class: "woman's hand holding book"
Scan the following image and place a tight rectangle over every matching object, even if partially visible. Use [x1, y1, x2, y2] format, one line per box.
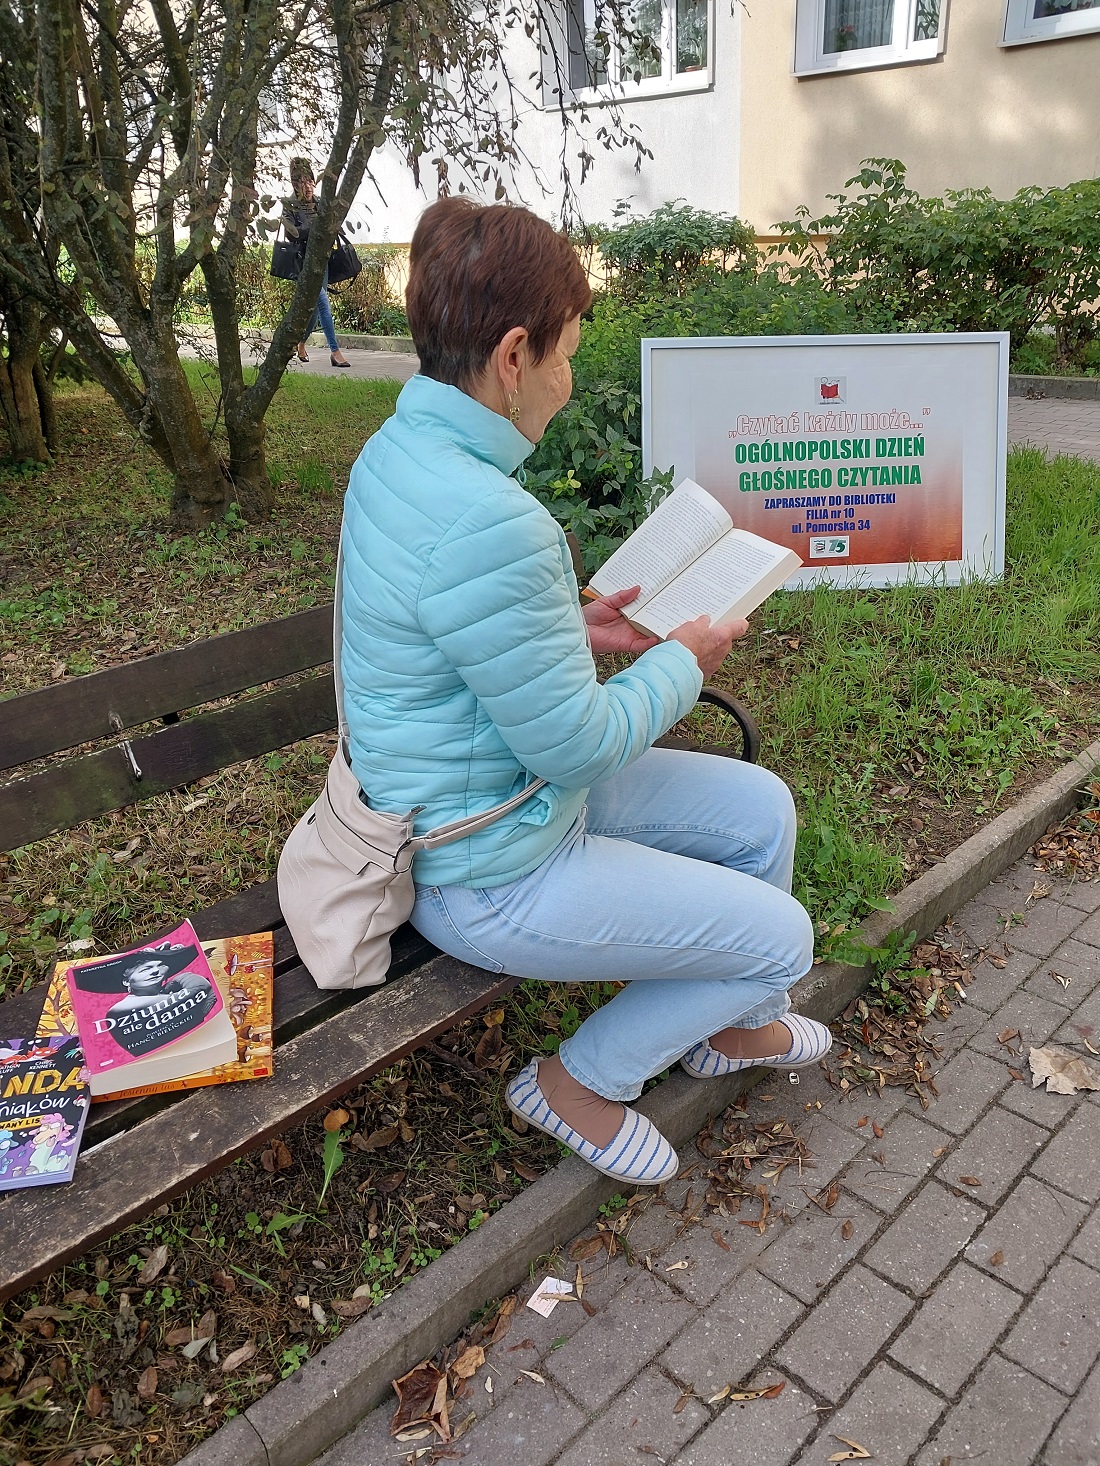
[667, 615, 748, 677]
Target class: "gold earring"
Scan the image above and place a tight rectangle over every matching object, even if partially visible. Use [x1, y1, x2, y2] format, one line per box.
[508, 394, 521, 424]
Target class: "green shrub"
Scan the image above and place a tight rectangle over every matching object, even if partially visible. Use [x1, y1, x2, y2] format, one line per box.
[775, 158, 1100, 366]
[526, 221, 852, 568]
[327, 248, 408, 335]
[585, 201, 757, 300]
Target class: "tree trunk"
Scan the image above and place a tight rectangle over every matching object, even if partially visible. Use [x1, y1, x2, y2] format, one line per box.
[0, 288, 52, 463]
[201, 250, 274, 522]
[122, 315, 236, 528]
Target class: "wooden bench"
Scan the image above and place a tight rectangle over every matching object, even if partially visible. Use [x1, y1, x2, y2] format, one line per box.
[0, 602, 760, 1304]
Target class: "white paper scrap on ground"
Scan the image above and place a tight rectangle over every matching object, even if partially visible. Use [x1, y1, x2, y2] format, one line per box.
[525, 1276, 574, 1317]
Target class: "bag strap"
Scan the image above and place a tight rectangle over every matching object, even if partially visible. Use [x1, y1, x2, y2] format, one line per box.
[332, 522, 547, 849]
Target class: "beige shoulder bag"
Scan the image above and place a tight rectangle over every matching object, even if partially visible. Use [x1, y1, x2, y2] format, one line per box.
[277, 530, 546, 990]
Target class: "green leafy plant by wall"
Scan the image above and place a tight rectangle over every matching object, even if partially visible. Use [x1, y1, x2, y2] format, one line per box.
[526, 214, 851, 568]
[774, 159, 1100, 366]
[584, 201, 758, 300]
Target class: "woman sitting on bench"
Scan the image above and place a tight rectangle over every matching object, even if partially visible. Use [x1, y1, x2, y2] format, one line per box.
[337, 198, 830, 1185]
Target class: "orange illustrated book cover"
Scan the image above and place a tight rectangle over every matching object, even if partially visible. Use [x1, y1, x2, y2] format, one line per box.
[37, 932, 273, 1101]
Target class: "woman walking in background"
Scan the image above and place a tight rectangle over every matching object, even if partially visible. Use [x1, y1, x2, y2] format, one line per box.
[282, 158, 351, 368]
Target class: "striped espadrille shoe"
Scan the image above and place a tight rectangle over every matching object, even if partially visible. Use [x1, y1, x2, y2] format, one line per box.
[505, 1061, 679, 1186]
[680, 1014, 833, 1080]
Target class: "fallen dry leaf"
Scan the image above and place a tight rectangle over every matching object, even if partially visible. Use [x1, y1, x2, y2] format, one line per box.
[569, 1236, 604, 1262]
[997, 1027, 1022, 1049]
[673, 1386, 695, 1414]
[136, 1367, 157, 1400]
[728, 1381, 786, 1401]
[450, 1346, 484, 1381]
[356, 1124, 399, 1151]
[137, 1246, 169, 1285]
[665, 1260, 690, 1272]
[841, 1219, 855, 1241]
[261, 1139, 293, 1172]
[1028, 1044, 1100, 1095]
[856, 1116, 869, 1128]
[391, 1362, 445, 1437]
[488, 1296, 516, 1345]
[872, 1122, 884, 1139]
[989, 1250, 1006, 1267]
[958, 1176, 982, 1188]
[221, 1341, 256, 1374]
[331, 1298, 373, 1320]
[473, 1024, 503, 1069]
[711, 1229, 731, 1252]
[323, 1107, 350, 1132]
[85, 1383, 105, 1418]
[519, 1370, 546, 1384]
[828, 1437, 872, 1461]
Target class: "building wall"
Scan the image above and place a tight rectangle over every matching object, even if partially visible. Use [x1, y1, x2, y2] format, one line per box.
[739, 0, 1100, 232]
[349, 0, 743, 244]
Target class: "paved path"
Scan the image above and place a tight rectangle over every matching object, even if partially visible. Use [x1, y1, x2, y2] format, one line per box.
[324, 855, 1100, 1466]
[278, 346, 419, 382]
[1009, 397, 1100, 464]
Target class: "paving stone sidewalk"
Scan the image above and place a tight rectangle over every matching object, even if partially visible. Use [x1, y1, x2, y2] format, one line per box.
[322, 855, 1100, 1466]
[1009, 397, 1100, 464]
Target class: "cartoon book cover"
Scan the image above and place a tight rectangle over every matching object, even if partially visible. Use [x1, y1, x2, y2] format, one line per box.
[62, 919, 238, 1096]
[0, 1035, 90, 1189]
[38, 932, 274, 1101]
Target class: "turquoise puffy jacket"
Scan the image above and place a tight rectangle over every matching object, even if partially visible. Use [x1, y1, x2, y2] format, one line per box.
[340, 374, 703, 887]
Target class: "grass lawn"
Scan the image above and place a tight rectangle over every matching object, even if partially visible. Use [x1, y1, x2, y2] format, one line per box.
[1, 372, 1098, 1464]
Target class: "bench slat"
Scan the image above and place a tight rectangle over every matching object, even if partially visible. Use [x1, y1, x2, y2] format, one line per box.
[1, 675, 337, 850]
[0, 605, 333, 771]
[0, 954, 517, 1304]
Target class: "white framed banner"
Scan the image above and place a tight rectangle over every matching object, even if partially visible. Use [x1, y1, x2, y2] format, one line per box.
[641, 333, 1009, 589]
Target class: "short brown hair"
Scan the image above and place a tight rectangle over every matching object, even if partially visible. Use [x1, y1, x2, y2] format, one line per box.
[406, 198, 592, 389]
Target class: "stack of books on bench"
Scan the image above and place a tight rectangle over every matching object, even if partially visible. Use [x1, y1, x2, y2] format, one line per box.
[1, 922, 273, 1192]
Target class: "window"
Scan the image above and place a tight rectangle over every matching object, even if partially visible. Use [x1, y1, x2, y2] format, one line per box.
[555, 0, 713, 99]
[793, 0, 945, 75]
[1002, 0, 1100, 44]
[258, 85, 294, 147]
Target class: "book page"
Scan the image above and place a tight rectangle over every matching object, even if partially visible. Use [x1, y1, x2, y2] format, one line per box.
[632, 529, 801, 639]
[588, 479, 731, 607]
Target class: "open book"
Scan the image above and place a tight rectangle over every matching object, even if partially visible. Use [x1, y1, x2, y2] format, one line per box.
[588, 479, 802, 639]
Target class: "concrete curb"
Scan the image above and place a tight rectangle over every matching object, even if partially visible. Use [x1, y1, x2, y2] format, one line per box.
[177, 740, 1100, 1466]
[1009, 373, 1100, 402]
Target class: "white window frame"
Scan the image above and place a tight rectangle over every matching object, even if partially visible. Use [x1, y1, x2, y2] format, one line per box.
[258, 85, 295, 147]
[792, 0, 946, 77]
[543, 0, 715, 107]
[1001, 0, 1100, 45]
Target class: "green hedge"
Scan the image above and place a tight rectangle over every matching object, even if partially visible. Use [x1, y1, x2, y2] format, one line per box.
[775, 158, 1100, 366]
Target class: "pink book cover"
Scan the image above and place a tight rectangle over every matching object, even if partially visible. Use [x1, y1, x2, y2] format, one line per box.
[64, 920, 225, 1081]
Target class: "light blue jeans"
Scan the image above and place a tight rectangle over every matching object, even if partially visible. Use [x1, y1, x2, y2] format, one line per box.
[411, 747, 814, 1102]
[306, 281, 339, 353]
